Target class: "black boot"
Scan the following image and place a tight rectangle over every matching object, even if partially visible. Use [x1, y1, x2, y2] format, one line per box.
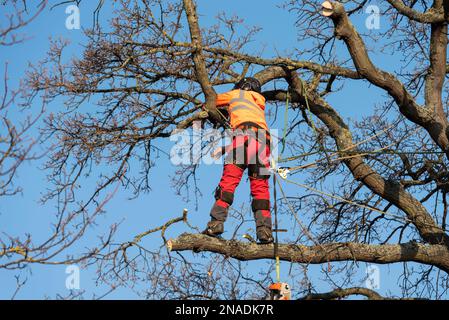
[257, 226, 274, 244]
[202, 220, 224, 237]
[203, 202, 228, 237]
[210, 202, 228, 222]
[254, 209, 273, 244]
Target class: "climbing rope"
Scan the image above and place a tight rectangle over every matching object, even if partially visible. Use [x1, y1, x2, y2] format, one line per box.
[276, 121, 400, 163]
[278, 124, 435, 174]
[279, 148, 446, 168]
[273, 173, 281, 283]
[276, 170, 448, 233]
[274, 173, 326, 247]
[285, 141, 399, 173]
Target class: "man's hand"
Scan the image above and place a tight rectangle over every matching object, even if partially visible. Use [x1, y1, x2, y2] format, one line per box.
[211, 147, 223, 159]
[211, 144, 231, 159]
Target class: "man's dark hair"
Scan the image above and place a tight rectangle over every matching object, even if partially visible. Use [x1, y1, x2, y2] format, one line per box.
[234, 77, 262, 93]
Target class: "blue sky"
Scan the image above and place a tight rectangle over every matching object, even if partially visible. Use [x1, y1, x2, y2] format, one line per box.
[0, 0, 422, 299]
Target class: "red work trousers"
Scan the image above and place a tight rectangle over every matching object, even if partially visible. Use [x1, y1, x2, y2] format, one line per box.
[209, 133, 272, 229]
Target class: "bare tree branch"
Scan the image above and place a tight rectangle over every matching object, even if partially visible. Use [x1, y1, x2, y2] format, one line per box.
[168, 233, 449, 273]
[323, 1, 449, 157]
[300, 286, 384, 300]
[385, 0, 448, 23]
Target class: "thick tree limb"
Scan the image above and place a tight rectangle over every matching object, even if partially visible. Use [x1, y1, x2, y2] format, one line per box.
[300, 287, 384, 300]
[254, 66, 291, 86]
[273, 71, 449, 247]
[167, 233, 449, 273]
[182, 0, 222, 126]
[386, 0, 448, 23]
[323, 1, 449, 157]
[318, 2, 449, 245]
[300, 287, 426, 300]
[424, 1, 447, 119]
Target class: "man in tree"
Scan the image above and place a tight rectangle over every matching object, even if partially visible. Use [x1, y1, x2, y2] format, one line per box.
[203, 77, 274, 244]
[7, 0, 449, 300]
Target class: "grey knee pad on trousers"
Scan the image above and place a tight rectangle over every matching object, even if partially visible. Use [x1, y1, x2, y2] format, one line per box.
[214, 186, 234, 205]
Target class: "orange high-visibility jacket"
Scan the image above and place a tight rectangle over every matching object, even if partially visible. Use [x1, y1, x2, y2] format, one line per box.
[216, 89, 268, 130]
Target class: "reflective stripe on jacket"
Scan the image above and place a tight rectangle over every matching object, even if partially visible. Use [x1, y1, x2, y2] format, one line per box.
[216, 89, 267, 130]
